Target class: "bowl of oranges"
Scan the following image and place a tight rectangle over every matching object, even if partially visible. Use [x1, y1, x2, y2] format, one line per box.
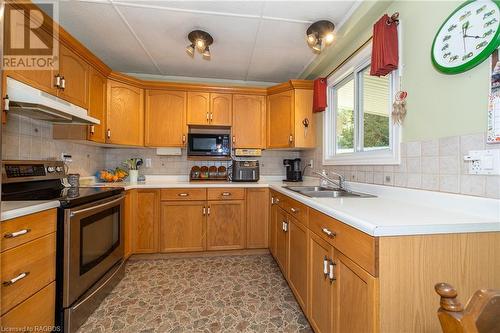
[97, 168, 128, 182]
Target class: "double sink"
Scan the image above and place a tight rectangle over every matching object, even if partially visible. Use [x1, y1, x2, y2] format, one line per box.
[284, 186, 376, 198]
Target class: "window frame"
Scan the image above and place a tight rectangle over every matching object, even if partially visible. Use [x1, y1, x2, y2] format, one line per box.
[323, 42, 401, 165]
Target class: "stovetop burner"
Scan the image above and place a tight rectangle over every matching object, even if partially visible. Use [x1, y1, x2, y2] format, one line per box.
[2, 160, 124, 208]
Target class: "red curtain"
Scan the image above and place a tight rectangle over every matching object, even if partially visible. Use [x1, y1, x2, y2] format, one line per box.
[370, 14, 398, 77]
[313, 77, 327, 113]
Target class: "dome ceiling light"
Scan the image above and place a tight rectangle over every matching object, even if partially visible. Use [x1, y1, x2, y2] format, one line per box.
[306, 20, 335, 53]
[186, 30, 213, 60]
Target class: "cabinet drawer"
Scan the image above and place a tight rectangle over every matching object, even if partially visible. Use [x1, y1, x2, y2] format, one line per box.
[161, 188, 207, 201]
[0, 281, 55, 328]
[283, 198, 308, 226]
[208, 188, 245, 200]
[1, 233, 56, 314]
[1, 209, 56, 252]
[309, 209, 378, 276]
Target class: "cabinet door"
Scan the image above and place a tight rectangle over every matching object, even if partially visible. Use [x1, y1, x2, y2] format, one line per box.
[87, 68, 107, 143]
[288, 216, 308, 312]
[207, 200, 245, 250]
[308, 232, 334, 333]
[333, 251, 378, 333]
[107, 79, 144, 146]
[58, 44, 89, 108]
[275, 207, 288, 274]
[232, 95, 266, 148]
[187, 91, 210, 125]
[269, 196, 278, 258]
[133, 190, 159, 253]
[160, 201, 206, 252]
[210, 93, 232, 126]
[246, 188, 269, 248]
[267, 90, 293, 148]
[145, 90, 186, 147]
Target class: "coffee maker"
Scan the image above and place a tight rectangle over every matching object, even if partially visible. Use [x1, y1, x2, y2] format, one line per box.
[283, 158, 302, 182]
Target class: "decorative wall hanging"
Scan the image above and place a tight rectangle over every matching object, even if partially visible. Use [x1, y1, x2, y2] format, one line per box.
[370, 13, 399, 77]
[313, 77, 327, 113]
[432, 0, 500, 74]
[392, 90, 408, 125]
[488, 47, 500, 143]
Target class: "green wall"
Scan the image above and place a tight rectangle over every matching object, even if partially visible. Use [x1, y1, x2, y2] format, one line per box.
[302, 1, 490, 142]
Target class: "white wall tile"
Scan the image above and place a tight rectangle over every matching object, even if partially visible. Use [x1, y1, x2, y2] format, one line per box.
[485, 176, 500, 199]
[439, 136, 460, 156]
[460, 175, 485, 196]
[439, 175, 460, 193]
[421, 157, 439, 174]
[422, 174, 439, 191]
[439, 156, 459, 174]
[406, 141, 421, 157]
[421, 139, 439, 157]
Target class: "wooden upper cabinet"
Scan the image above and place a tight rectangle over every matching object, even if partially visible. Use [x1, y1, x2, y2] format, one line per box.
[145, 90, 187, 147]
[87, 68, 107, 143]
[207, 200, 245, 251]
[210, 93, 232, 126]
[58, 44, 89, 109]
[106, 79, 144, 146]
[233, 95, 266, 148]
[267, 82, 314, 149]
[187, 91, 210, 125]
[267, 90, 293, 148]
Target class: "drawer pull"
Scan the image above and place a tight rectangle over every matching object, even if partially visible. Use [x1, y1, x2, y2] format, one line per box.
[4, 229, 31, 239]
[323, 256, 328, 276]
[322, 227, 336, 238]
[3, 272, 29, 286]
[275, 198, 280, 203]
[178, 193, 189, 197]
[221, 192, 231, 196]
[290, 207, 299, 213]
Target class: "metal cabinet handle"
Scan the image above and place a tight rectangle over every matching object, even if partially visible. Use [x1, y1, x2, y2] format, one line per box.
[289, 135, 293, 143]
[90, 125, 95, 135]
[203, 206, 206, 215]
[107, 129, 111, 139]
[283, 221, 288, 232]
[275, 198, 280, 203]
[221, 192, 231, 196]
[60, 76, 66, 90]
[322, 227, 336, 238]
[232, 136, 236, 143]
[329, 260, 336, 282]
[210, 112, 213, 121]
[207, 206, 211, 215]
[290, 207, 299, 213]
[323, 256, 328, 276]
[4, 229, 31, 239]
[206, 112, 209, 121]
[178, 193, 189, 197]
[55, 74, 61, 88]
[182, 135, 186, 143]
[3, 272, 29, 286]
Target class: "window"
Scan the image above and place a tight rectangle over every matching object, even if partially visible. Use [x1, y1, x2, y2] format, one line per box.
[323, 43, 400, 165]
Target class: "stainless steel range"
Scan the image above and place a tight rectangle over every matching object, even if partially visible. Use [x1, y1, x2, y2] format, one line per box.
[1, 160, 125, 333]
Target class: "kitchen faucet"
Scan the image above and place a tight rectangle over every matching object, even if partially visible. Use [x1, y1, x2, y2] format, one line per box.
[312, 170, 345, 190]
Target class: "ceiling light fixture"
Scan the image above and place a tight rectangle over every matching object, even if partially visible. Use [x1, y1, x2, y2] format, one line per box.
[306, 20, 335, 53]
[186, 30, 213, 60]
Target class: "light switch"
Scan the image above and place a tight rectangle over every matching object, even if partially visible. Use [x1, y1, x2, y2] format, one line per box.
[463, 150, 500, 175]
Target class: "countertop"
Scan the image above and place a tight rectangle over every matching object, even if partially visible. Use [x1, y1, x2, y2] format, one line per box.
[87, 175, 500, 237]
[1, 200, 60, 221]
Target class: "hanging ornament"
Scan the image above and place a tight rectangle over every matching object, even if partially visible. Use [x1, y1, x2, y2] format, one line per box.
[392, 91, 407, 125]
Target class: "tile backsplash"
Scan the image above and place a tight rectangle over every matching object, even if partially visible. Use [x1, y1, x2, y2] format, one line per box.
[301, 130, 500, 199]
[105, 148, 299, 176]
[2, 114, 105, 176]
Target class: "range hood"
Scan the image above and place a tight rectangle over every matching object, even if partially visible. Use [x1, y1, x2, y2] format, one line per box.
[6, 77, 100, 125]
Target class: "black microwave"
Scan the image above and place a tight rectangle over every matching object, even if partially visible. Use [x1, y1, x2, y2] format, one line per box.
[187, 134, 231, 157]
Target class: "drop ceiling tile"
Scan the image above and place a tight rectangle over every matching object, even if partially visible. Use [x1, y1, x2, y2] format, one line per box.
[262, 1, 355, 23]
[59, 2, 160, 73]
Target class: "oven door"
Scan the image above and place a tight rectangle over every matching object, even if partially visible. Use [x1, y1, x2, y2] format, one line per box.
[63, 194, 124, 307]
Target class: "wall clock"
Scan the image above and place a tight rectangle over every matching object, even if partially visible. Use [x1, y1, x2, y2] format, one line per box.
[432, 0, 500, 74]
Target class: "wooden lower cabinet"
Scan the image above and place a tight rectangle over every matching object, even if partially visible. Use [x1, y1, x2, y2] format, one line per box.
[246, 188, 269, 248]
[133, 190, 160, 253]
[334, 252, 378, 333]
[207, 200, 245, 250]
[308, 232, 335, 333]
[124, 190, 135, 259]
[288, 217, 308, 312]
[160, 201, 206, 252]
[275, 207, 288, 273]
[269, 197, 278, 258]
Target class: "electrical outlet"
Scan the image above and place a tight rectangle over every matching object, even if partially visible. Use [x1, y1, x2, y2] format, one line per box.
[309, 159, 314, 169]
[145, 158, 152, 168]
[464, 150, 500, 175]
[61, 153, 72, 163]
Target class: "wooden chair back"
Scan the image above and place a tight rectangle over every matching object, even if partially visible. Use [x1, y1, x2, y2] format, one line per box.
[435, 282, 500, 333]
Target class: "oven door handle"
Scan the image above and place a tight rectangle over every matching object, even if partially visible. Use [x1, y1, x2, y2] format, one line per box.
[70, 196, 124, 217]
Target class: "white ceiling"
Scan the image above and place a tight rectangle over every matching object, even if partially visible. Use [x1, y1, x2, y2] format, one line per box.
[58, 1, 358, 84]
